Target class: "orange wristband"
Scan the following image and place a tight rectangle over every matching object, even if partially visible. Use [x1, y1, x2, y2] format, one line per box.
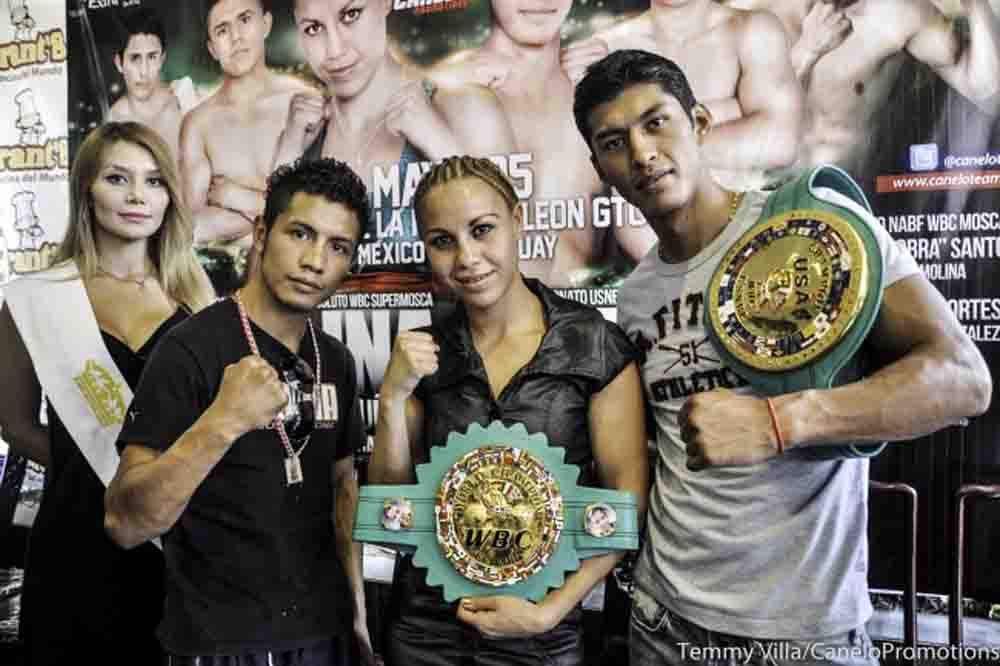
[765, 398, 785, 455]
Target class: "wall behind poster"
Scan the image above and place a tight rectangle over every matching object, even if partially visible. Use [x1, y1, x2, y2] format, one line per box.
[0, 0, 68, 287]
[0, 0, 69, 538]
[64, 0, 1000, 600]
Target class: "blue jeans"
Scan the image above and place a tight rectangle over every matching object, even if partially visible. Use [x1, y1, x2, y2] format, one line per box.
[630, 588, 879, 666]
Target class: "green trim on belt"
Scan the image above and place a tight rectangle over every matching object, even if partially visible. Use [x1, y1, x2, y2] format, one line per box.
[705, 165, 887, 460]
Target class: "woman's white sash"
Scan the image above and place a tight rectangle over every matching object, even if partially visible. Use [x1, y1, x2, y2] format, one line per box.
[5, 262, 132, 488]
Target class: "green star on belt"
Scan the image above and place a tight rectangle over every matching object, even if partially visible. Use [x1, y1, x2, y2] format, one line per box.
[355, 421, 639, 601]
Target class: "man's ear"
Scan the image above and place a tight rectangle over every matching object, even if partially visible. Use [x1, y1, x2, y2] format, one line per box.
[262, 10, 273, 38]
[114, 53, 123, 75]
[206, 37, 218, 63]
[253, 216, 268, 254]
[590, 152, 604, 181]
[590, 153, 606, 182]
[692, 103, 713, 139]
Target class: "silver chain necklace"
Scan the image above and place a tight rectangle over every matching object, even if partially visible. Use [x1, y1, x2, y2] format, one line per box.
[232, 291, 320, 485]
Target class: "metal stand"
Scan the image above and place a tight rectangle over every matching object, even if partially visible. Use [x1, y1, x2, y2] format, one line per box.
[949, 484, 1000, 666]
[870, 481, 918, 663]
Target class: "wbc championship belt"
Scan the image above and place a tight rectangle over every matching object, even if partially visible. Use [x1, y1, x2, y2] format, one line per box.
[354, 421, 639, 601]
[704, 165, 885, 459]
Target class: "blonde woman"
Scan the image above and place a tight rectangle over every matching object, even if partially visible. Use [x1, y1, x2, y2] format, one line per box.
[0, 121, 213, 663]
[369, 156, 648, 666]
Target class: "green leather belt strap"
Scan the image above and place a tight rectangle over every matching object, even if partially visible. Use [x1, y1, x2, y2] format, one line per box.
[704, 165, 886, 460]
[354, 421, 639, 601]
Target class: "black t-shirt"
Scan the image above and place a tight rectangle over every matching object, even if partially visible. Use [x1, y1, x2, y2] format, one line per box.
[119, 298, 363, 656]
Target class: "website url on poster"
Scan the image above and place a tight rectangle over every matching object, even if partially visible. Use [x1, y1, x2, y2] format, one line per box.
[678, 641, 1000, 663]
[877, 170, 1000, 192]
[944, 151, 1000, 169]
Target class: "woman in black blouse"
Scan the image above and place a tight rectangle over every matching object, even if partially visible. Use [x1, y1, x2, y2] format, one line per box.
[369, 155, 648, 666]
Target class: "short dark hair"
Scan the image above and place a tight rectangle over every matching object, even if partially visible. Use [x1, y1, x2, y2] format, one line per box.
[573, 50, 698, 146]
[115, 8, 167, 60]
[263, 158, 372, 243]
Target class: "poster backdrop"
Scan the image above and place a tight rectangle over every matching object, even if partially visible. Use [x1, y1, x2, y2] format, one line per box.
[0, 0, 69, 289]
[28, 0, 1000, 597]
[0, 0, 69, 534]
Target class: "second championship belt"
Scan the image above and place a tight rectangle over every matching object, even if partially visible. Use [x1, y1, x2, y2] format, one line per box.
[704, 165, 886, 459]
[354, 421, 639, 601]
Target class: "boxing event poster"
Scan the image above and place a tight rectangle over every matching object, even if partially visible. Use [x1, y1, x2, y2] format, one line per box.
[0, 0, 69, 292]
[50, 0, 1000, 597]
[0, 0, 69, 531]
[64, 0, 650, 446]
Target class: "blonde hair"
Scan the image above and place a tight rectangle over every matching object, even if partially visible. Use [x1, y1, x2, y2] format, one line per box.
[56, 121, 215, 312]
[412, 155, 519, 233]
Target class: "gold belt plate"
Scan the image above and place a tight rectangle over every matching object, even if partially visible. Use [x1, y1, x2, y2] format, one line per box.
[707, 210, 870, 372]
[435, 446, 564, 587]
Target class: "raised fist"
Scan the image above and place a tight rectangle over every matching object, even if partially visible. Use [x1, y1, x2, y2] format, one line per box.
[381, 331, 439, 402]
[801, 2, 852, 60]
[215, 355, 289, 435]
[274, 92, 329, 167]
[560, 37, 610, 85]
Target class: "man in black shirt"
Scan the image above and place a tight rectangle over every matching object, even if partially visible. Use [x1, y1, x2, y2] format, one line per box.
[105, 158, 375, 665]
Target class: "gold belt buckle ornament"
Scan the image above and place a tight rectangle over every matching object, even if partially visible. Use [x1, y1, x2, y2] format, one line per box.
[708, 209, 870, 372]
[354, 421, 639, 600]
[437, 446, 564, 587]
[703, 165, 888, 459]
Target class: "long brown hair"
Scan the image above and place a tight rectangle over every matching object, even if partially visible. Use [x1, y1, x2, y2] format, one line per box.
[55, 121, 214, 311]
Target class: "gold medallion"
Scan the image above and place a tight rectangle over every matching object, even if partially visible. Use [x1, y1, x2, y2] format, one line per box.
[707, 209, 870, 372]
[435, 446, 564, 587]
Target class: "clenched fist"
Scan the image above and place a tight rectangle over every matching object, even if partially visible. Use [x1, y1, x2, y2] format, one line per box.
[560, 37, 610, 85]
[383, 81, 448, 144]
[678, 388, 781, 470]
[274, 92, 330, 168]
[285, 92, 330, 150]
[800, 2, 852, 61]
[381, 331, 439, 402]
[430, 54, 512, 90]
[214, 355, 289, 436]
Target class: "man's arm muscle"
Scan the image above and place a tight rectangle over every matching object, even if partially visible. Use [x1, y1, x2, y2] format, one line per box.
[907, 0, 1000, 113]
[104, 412, 240, 550]
[436, 86, 517, 157]
[778, 273, 992, 448]
[179, 110, 255, 244]
[703, 11, 803, 170]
